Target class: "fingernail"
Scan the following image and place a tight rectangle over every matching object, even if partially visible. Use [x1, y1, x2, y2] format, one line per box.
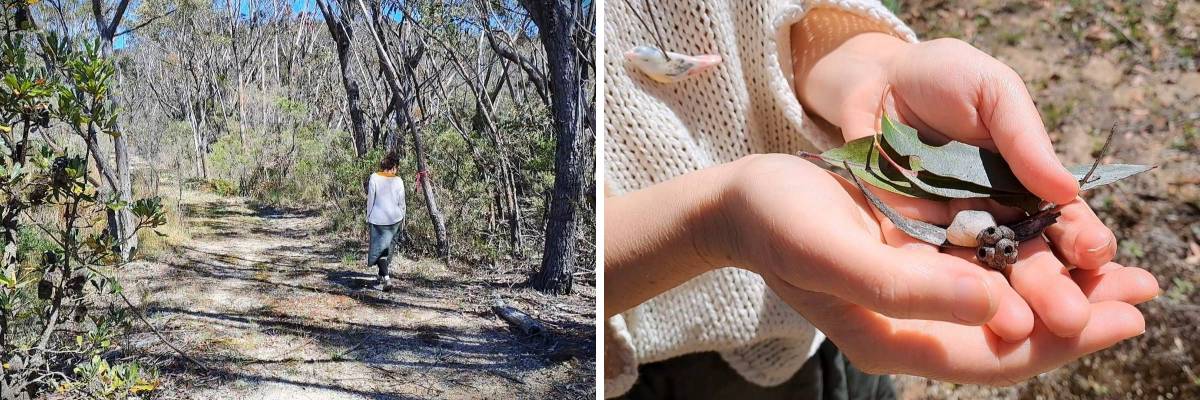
[954, 276, 991, 324]
[1086, 235, 1112, 254]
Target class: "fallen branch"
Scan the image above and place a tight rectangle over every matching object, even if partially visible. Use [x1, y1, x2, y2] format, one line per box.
[492, 299, 546, 337]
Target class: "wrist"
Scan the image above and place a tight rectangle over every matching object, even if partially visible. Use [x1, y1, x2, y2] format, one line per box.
[794, 20, 911, 117]
[700, 155, 806, 277]
[684, 158, 755, 273]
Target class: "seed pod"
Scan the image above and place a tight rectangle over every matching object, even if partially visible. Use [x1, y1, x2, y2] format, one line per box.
[67, 276, 85, 294]
[996, 238, 1019, 265]
[977, 225, 1016, 247]
[25, 183, 48, 206]
[42, 251, 58, 266]
[50, 157, 69, 186]
[976, 246, 996, 262]
[947, 210, 997, 247]
[36, 279, 53, 300]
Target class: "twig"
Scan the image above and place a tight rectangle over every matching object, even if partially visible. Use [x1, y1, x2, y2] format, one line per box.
[488, 369, 525, 384]
[625, 0, 670, 59]
[1099, 15, 1144, 52]
[117, 290, 208, 370]
[1080, 122, 1117, 185]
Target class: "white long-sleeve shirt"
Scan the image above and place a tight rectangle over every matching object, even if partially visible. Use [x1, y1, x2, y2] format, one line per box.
[366, 172, 406, 226]
[604, 0, 916, 397]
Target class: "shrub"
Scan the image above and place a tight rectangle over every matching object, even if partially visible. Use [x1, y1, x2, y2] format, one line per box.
[0, 11, 167, 398]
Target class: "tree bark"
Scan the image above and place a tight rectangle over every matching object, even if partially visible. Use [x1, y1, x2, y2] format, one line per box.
[92, 0, 137, 260]
[316, 0, 369, 157]
[521, 0, 587, 295]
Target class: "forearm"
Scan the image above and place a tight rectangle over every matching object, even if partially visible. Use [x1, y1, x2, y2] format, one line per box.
[603, 160, 745, 317]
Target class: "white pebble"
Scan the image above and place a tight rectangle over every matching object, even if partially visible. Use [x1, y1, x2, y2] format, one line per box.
[946, 210, 996, 247]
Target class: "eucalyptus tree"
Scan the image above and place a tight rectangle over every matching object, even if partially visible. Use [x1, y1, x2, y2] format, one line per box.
[520, 0, 593, 295]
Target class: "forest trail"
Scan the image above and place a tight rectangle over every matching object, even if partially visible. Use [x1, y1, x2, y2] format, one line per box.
[118, 188, 594, 399]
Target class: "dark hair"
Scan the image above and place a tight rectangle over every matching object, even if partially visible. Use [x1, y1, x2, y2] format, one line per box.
[380, 152, 399, 171]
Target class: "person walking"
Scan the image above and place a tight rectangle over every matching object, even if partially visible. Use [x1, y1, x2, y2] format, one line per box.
[366, 152, 406, 291]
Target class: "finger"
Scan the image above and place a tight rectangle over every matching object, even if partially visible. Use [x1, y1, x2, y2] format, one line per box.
[825, 177, 994, 324]
[832, 300, 1143, 385]
[1044, 199, 1117, 269]
[798, 238, 998, 325]
[1005, 301, 1145, 380]
[985, 271, 1034, 342]
[1071, 263, 1161, 304]
[1007, 239, 1092, 337]
[944, 246, 1034, 342]
[835, 77, 891, 141]
[979, 64, 1079, 205]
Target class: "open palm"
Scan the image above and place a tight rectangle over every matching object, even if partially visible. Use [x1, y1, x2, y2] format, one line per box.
[727, 155, 1156, 384]
[799, 34, 1159, 343]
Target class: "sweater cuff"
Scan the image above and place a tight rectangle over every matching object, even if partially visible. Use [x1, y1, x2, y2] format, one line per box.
[774, 0, 918, 151]
[603, 314, 639, 398]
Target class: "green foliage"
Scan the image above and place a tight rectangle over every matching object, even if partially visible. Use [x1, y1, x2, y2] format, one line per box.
[816, 115, 1153, 212]
[1167, 277, 1195, 303]
[67, 355, 160, 398]
[206, 178, 237, 196]
[881, 0, 902, 14]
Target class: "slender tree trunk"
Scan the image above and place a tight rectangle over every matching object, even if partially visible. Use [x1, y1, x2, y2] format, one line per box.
[521, 0, 587, 295]
[316, 0, 368, 157]
[92, 0, 137, 260]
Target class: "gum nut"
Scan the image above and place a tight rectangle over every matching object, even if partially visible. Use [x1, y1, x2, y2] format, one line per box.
[996, 225, 1017, 240]
[947, 210, 997, 247]
[977, 246, 996, 261]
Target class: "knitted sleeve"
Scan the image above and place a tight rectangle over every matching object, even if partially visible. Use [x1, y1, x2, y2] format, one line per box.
[603, 0, 917, 397]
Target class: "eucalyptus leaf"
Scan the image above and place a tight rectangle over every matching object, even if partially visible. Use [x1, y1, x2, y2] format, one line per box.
[876, 139, 995, 199]
[843, 161, 948, 247]
[819, 136, 944, 199]
[880, 115, 1029, 193]
[1068, 163, 1155, 191]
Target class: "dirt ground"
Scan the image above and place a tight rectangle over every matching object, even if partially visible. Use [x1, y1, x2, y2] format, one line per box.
[115, 188, 595, 399]
[892, 1, 1200, 399]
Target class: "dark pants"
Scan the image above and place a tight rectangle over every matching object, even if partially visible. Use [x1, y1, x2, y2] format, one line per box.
[618, 340, 894, 400]
[367, 221, 401, 279]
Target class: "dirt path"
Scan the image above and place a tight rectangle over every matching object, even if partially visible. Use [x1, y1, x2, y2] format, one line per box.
[119, 190, 595, 399]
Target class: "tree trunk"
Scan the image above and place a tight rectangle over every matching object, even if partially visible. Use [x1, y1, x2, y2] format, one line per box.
[92, 0, 137, 260]
[316, 0, 368, 157]
[521, 0, 586, 295]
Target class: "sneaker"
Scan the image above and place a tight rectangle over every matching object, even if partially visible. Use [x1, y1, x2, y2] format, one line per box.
[372, 277, 391, 291]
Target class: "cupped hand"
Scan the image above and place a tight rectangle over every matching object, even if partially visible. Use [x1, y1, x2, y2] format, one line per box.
[723, 155, 1155, 384]
[795, 33, 1158, 341]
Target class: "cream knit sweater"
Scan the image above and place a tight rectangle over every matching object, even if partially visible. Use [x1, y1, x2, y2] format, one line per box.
[604, 0, 917, 397]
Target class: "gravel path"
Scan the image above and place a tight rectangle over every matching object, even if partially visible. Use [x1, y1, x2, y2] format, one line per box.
[118, 190, 591, 399]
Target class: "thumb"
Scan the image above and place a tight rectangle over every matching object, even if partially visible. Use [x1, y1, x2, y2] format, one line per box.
[980, 67, 1079, 205]
[791, 239, 999, 325]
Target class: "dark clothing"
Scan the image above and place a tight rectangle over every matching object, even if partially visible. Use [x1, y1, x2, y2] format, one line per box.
[367, 221, 401, 279]
[617, 340, 894, 400]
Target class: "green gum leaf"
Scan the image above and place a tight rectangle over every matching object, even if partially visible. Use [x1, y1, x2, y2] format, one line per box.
[881, 115, 1029, 194]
